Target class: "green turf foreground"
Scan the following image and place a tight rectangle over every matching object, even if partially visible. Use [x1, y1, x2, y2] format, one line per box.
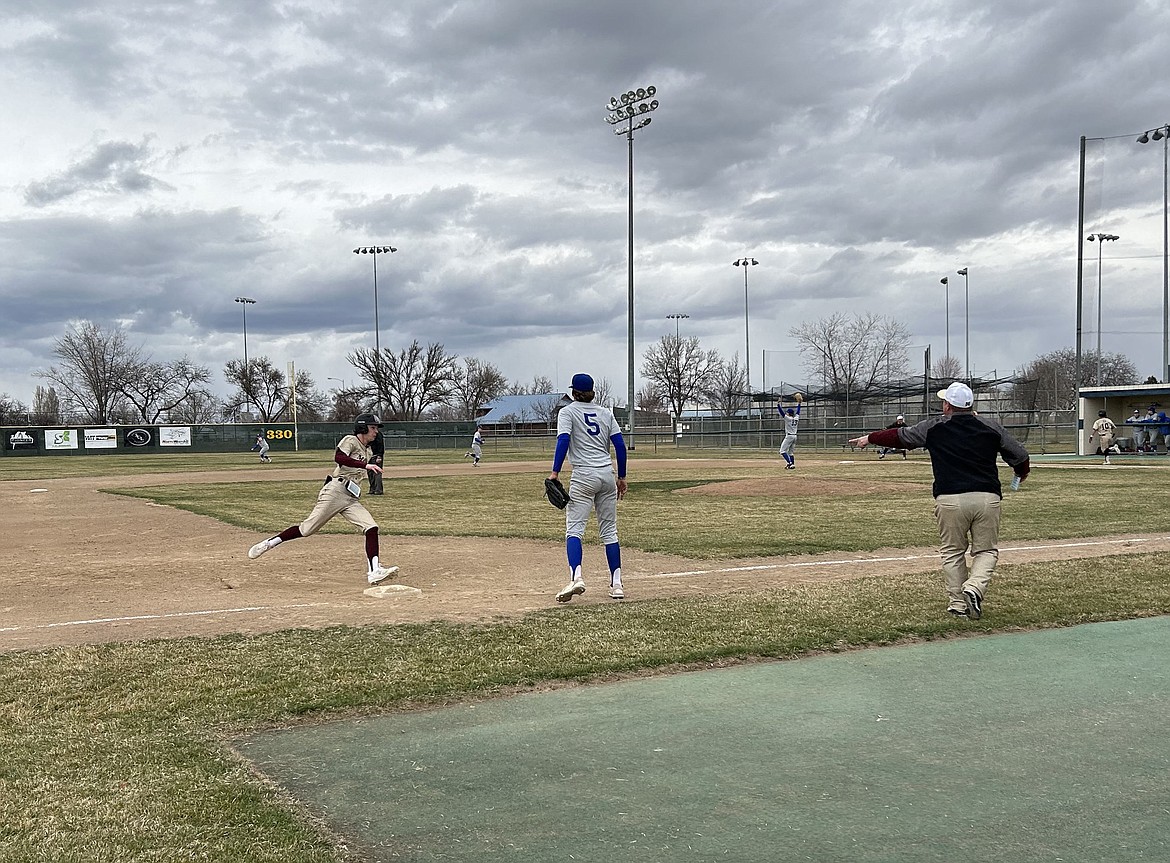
[1, 556, 1170, 862]
[241, 616, 1170, 863]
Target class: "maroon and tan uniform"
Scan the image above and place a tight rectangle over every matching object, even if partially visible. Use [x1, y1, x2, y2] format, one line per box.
[1091, 416, 1116, 453]
[300, 434, 378, 536]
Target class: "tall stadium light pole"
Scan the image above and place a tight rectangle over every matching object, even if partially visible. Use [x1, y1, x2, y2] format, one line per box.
[666, 312, 689, 339]
[957, 268, 970, 379]
[1086, 233, 1120, 385]
[605, 84, 660, 449]
[1138, 125, 1170, 381]
[234, 297, 256, 416]
[353, 245, 397, 414]
[939, 277, 950, 364]
[733, 257, 758, 418]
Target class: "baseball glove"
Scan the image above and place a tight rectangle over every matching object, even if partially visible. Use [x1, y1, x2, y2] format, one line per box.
[793, 392, 804, 403]
[544, 477, 571, 509]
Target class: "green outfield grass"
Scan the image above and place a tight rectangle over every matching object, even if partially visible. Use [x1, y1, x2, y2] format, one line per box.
[1, 454, 1169, 862]
[110, 458, 1156, 557]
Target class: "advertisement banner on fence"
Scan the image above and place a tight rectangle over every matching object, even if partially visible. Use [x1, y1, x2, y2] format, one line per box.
[7, 430, 36, 450]
[45, 429, 78, 450]
[83, 428, 118, 449]
[124, 427, 155, 447]
[159, 426, 192, 447]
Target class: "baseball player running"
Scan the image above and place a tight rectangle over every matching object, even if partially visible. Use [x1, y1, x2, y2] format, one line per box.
[549, 373, 628, 602]
[778, 394, 802, 469]
[464, 426, 484, 465]
[246, 413, 398, 585]
[1091, 410, 1118, 464]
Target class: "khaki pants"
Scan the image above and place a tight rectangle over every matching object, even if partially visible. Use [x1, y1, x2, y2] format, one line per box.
[933, 492, 1001, 610]
[299, 478, 377, 536]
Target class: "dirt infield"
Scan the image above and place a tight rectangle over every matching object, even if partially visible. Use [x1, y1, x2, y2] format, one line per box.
[3, 459, 1167, 652]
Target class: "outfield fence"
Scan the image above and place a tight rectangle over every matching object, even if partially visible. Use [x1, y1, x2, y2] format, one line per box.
[0, 408, 1081, 457]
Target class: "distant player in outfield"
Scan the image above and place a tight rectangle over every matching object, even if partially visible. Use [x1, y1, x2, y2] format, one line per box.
[778, 394, 802, 470]
[549, 373, 628, 602]
[464, 426, 484, 466]
[252, 432, 272, 463]
[849, 382, 1030, 621]
[1091, 410, 1118, 465]
[246, 413, 398, 586]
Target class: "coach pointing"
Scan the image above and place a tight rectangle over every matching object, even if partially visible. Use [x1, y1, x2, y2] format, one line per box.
[848, 382, 1030, 620]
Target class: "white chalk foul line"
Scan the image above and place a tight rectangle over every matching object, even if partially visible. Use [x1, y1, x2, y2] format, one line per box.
[649, 537, 1163, 580]
[0, 603, 331, 634]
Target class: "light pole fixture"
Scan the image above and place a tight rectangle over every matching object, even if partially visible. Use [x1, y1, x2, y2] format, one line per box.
[353, 245, 397, 412]
[957, 267, 970, 379]
[1086, 233, 1120, 385]
[605, 84, 660, 448]
[733, 257, 758, 418]
[1138, 124, 1170, 382]
[939, 277, 950, 364]
[234, 296, 256, 415]
[666, 313, 689, 339]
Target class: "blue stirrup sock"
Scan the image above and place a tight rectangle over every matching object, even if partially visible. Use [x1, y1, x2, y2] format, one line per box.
[605, 542, 622, 587]
[566, 536, 583, 581]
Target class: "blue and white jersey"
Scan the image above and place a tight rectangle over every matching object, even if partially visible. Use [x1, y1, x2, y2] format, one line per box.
[779, 403, 801, 436]
[473, 430, 483, 447]
[557, 401, 622, 471]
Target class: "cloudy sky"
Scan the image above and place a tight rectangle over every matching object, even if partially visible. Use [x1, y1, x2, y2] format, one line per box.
[2, 0, 1169, 410]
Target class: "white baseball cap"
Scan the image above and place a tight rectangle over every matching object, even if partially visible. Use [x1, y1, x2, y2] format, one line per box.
[937, 381, 974, 408]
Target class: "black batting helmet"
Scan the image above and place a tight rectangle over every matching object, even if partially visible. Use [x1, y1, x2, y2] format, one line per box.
[354, 413, 382, 434]
[1098, 409, 1108, 417]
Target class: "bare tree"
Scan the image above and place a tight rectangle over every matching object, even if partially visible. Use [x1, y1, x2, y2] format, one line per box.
[224, 357, 324, 422]
[0, 393, 29, 425]
[789, 312, 912, 415]
[167, 390, 224, 424]
[37, 321, 141, 423]
[636, 383, 666, 414]
[451, 357, 508, 420]
[507, 375, 556, 396]
[1010, 347, 1137, 413]
[640, 334, 719, 416]
[349, 340, 458, 421]
[122, 357, 213, 423]
[529, 393, 565, 426]
[594, 376, 615, 408]
[932, 355, 963, 381]
[703, 352, 749, 417]
[31, 386, 61, 425]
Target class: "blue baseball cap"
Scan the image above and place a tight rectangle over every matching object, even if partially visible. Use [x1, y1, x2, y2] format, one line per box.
[571, 373, 594, 391]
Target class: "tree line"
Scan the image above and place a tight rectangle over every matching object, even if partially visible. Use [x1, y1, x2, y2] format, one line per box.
[0, 315, 1145, 427]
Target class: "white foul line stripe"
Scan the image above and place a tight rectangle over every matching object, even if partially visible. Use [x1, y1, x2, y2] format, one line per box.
[648, 537, 1163, 580]
[0, 603, 331, 634]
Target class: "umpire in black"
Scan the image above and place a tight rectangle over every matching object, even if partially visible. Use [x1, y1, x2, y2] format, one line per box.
[848, 382, 1030, 621]
[366, 426, 385, 494]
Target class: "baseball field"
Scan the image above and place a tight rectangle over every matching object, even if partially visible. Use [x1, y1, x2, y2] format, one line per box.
[2, 448, 1169, 861]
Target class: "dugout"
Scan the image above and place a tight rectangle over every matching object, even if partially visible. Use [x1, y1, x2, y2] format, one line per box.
[1077, 383, 1170, 455]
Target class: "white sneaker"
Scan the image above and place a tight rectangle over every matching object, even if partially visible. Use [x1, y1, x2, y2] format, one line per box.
[248, 540, 270, 560]
[556, 580, 586, 603]
[609, 585, 625, 600]
[368, 565, 399, 585]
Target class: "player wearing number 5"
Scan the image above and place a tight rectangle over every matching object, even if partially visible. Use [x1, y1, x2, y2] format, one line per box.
[246, 413, 399, 586]
[549, 373, 628, 602]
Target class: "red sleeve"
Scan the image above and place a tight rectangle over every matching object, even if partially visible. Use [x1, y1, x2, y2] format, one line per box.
[334, 449, 367, 468]
[867, 428, 903, 448]
[1013, 458, 1030, 481]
